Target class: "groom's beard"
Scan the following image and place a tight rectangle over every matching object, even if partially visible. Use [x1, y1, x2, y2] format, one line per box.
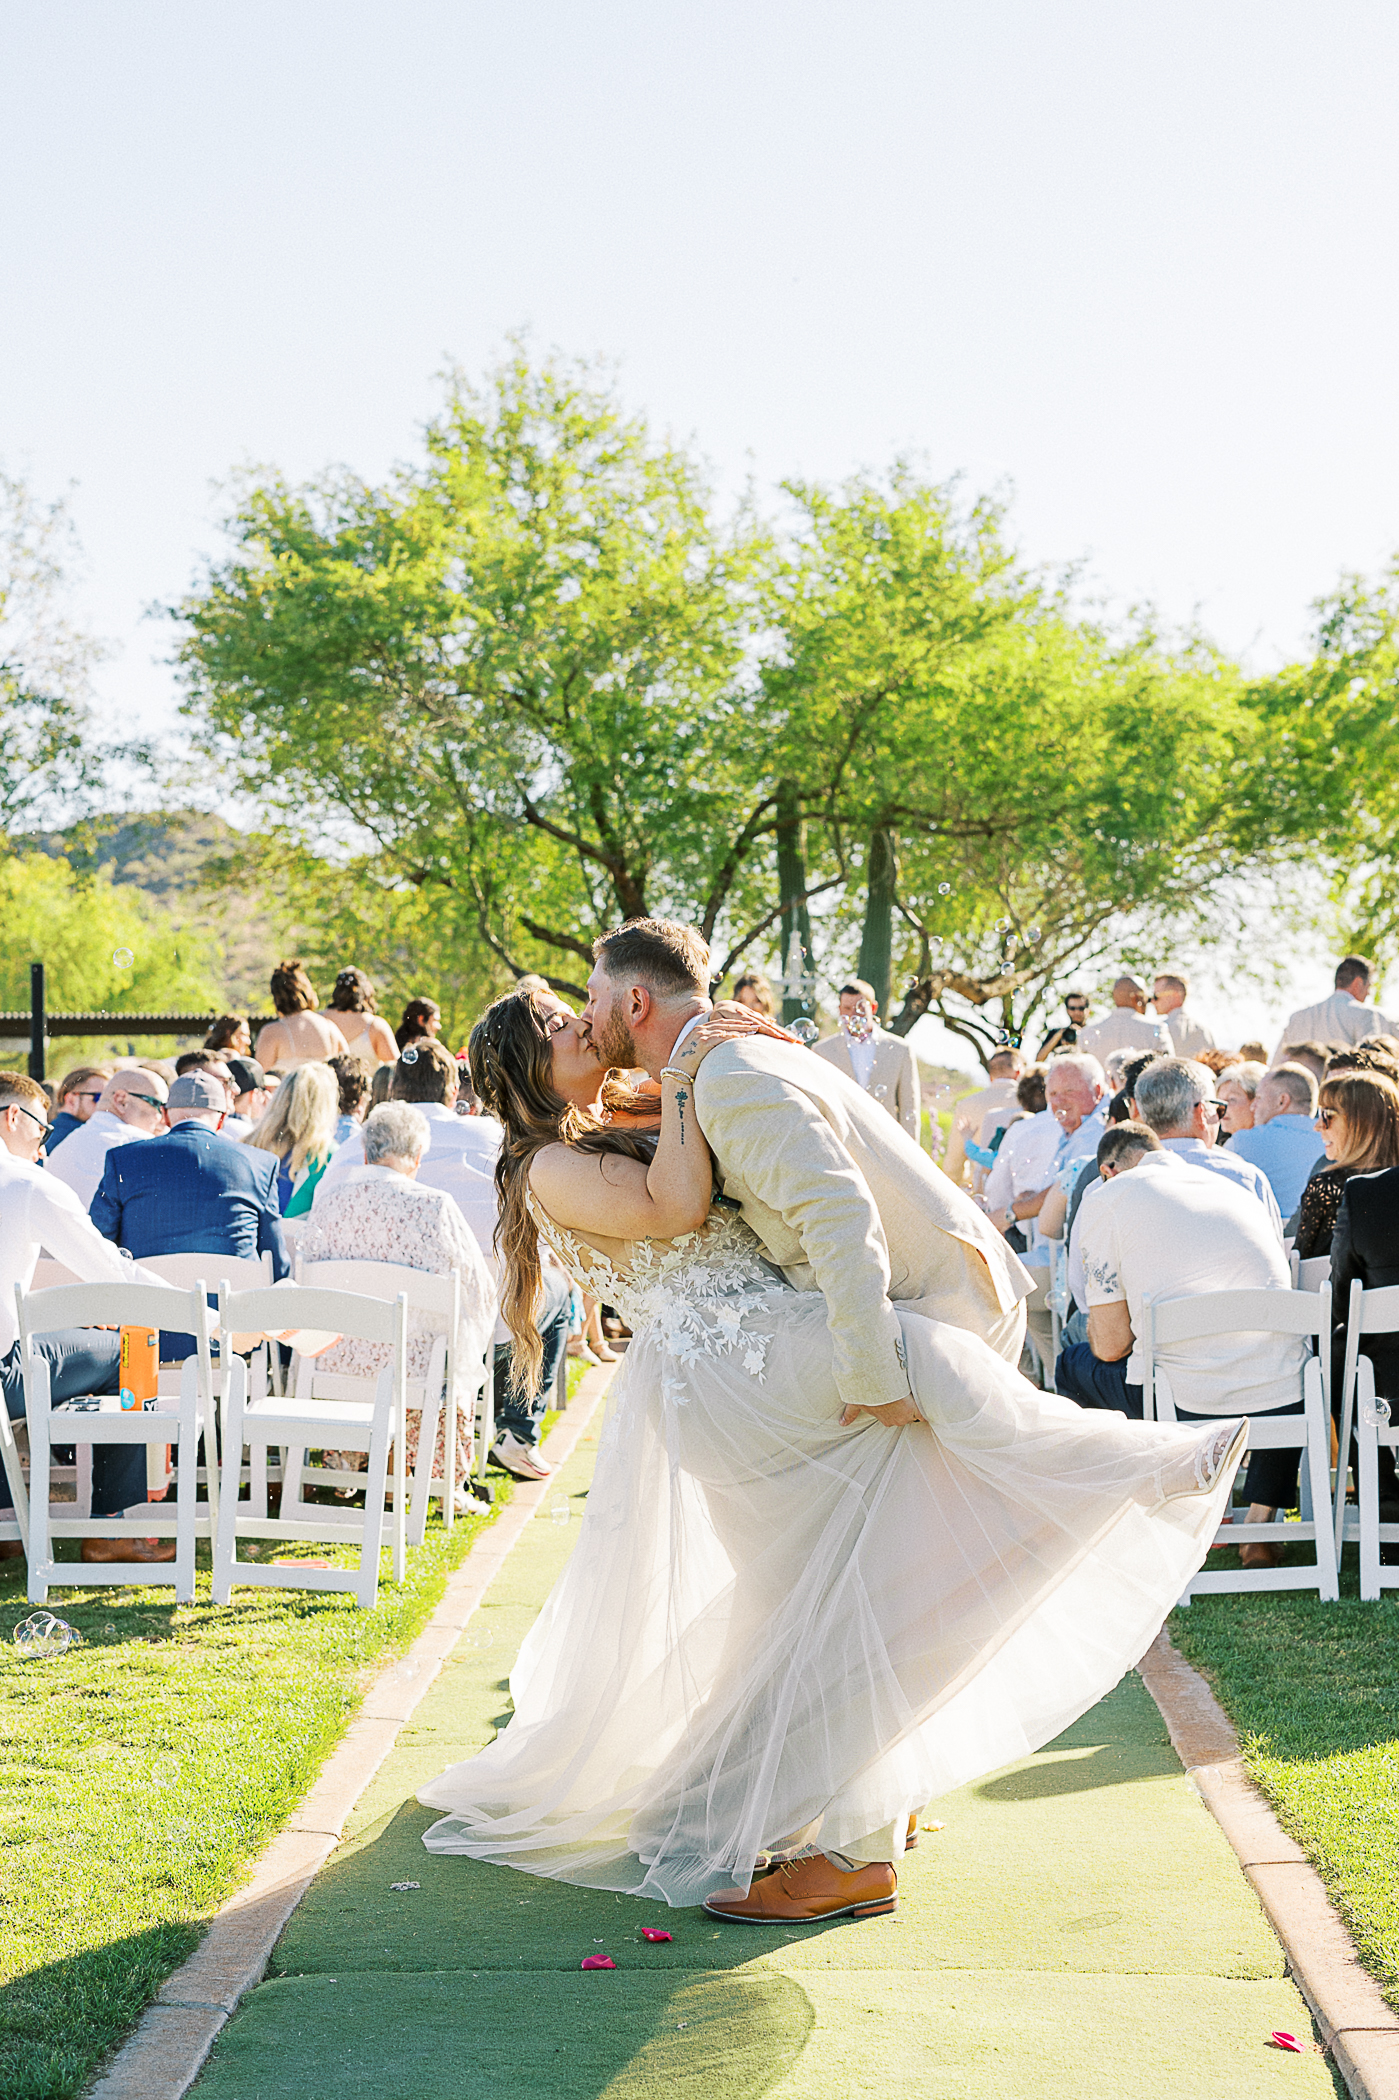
[593, 1010, 640, 1071]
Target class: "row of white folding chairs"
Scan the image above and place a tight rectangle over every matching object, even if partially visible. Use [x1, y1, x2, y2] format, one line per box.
[1284, 1252, 1399, 1599]
[7, 1267, 497, 1611]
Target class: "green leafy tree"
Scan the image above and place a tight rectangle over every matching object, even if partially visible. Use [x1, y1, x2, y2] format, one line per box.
[0, 471, 110, 838]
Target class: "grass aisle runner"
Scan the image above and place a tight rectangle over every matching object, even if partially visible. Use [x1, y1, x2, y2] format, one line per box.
[191, 1429, 1340, 2100]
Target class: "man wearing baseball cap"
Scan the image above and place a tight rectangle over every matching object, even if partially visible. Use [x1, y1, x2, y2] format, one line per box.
[90, 1071, 289, 1358]
[222, 1056, 270, 1136]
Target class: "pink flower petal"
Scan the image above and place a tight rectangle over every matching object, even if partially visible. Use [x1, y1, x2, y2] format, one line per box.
[639, 1928, 674, 1942]
[1270, 2032, 1304, 2053]
[580, 1955, 617, 1970]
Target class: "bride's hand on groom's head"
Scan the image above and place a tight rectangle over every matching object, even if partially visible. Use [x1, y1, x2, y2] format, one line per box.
[702, 1001, 799, 1043]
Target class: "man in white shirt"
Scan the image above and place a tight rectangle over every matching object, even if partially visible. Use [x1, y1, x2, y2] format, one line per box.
[1060, 1145, 1306, 1565]
[941, 1048, 1022, 1189]
[813, 980, 921, 1141]
[1077, 977, 1173, 1065]
[1276, 956, 1399, 1058]
[0, 1072, 174, 1566]
[1133, 1058, 1282, 1236]
[1152, 972, 1215, 1060]
[46, 1067, 169, 1212]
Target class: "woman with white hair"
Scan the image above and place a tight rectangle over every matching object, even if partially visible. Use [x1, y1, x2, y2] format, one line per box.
[300, 1103, 495, 1500]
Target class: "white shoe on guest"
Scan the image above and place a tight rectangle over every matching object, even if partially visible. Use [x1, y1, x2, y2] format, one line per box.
[490, 1431, 554, 1481]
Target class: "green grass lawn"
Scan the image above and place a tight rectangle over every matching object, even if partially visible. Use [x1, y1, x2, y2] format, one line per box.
[0, 1371, 584, 2100]
[1170, 1556, 1399, 2014]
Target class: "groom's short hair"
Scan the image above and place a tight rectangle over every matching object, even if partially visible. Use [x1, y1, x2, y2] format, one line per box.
[594, 918, 711, 1000]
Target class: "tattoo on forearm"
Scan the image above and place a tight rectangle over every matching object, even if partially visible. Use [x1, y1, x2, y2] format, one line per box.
[676, 1087, 688, 1144]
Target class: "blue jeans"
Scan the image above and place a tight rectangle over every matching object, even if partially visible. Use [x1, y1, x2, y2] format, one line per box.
[0, 1331, 146, 1517]
[493, 1266, 572, 1449]
[1055, 1341, 1300, 1507]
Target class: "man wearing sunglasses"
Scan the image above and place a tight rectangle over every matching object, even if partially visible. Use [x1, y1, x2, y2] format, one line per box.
[0, 1072, 175, 1566]
[43, 1065, 112, 1154]
[46, 1067, 169, 1212]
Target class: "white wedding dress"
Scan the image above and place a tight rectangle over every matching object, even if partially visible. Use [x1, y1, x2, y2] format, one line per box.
[418, 1200, 1239, 1906]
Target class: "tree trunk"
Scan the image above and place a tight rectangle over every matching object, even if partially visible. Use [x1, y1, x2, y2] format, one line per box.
[857, 827, 895, 1018]
[775, 778, 814, 1024]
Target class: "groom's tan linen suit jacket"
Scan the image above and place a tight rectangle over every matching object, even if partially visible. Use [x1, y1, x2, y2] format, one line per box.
[693, 1038, 1033, 1414]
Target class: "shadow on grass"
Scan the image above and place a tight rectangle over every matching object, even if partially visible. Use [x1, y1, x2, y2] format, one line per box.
[0, 1922, 202, 2100]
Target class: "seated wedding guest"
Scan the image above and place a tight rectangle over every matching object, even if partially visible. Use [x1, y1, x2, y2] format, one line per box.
[223, 1055, 270, 1136]
[1061, 1139, 1307, 1567]
[43, 1064, 111, 1154]
[732, 971, 775, 1016]
[328, 1053, 371, 1143]
[1238, 1039, 1269, 1063]
[300, 1102, 495, 1509]
[1330, 1163, 1399, 1534]
[203, 1014, 251, 1056]
[1228, 1063, 1325, 1215]
[91, 1069, 288, 1357]
[1276, 955, 1399, 1059]
[253, 960, 349, 1073]
[1152, 971, 1215, 1058]
[1037, 991, 1090, 1059]
[1329, 1043, 1399, 1083]
[315, 1040, 497, 1239]
[1198, 1047, 1243, 1079]
[943, 1047, 1023, 1189]
[244, 1061, 339, 1215]
[981, 1068, 1056, 1248]
[1217, 1060, 1267, 1139]
[326, 967, 399, 1068]
[1077, 976, 1172, 1064]
[0, 1072, 179, 1566]
[396, 997, 442, 1052]
[1134, 1058, 1282, 1233]
[1293, 1070, 1399, 1259]
[47, 1066, 169, 1211]
[175, 1050, 237, 1108]
[1044, 1122, 1163, 1344]
[1275, 1040, 1330, 1085]
[814, 980, 920, 1138]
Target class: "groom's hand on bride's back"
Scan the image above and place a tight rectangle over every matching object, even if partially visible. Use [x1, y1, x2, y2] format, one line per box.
[839, 1398, 923, 1428]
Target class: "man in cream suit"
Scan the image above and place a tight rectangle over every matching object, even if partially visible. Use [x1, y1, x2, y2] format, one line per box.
[813, 979, 922, 1143]
[582, 922, 1034, 1408]
[1275, 956, 1399, 1059]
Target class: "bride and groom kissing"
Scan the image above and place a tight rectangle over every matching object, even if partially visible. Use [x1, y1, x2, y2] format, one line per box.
[416, 917, 1246, 1924]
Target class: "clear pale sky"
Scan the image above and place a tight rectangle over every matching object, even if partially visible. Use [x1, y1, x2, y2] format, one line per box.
[4, 1, 1396, 1055]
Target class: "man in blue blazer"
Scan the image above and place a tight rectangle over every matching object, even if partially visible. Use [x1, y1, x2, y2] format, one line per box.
[90, 1071, 288, 1354]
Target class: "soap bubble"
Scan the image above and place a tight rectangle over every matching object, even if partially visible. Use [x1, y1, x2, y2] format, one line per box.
[902, 975, 919, 992]
[841, 1001, 876, 1044]
[401, 1045, 419, 1065]
[550, 1498, 571, 1526]
[1027, 926, 1043, 943]
[112, 948, 135, 970]
[393, 1659, 420, 1682]
[874, 1085, 889, 1100]
[996, 1030, 1010, 1044]
[790, 1019, 820, 1047]
[13, 1611, 80, 1660]
[464, 1626, 494, 1649]
[937, 882, 952, 896]
[1361, 1394, 1392, 1429]
[995, 917, 1011, 933]
[1009, 1033, 1023, 1049]
[151, 1753, 180, 1788]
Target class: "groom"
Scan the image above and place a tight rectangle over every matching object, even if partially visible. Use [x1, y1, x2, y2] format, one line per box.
[580, 916, 1035, 1923]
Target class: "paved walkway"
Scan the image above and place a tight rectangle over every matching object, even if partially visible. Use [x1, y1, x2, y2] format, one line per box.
[188, 1413, 1341, 2099]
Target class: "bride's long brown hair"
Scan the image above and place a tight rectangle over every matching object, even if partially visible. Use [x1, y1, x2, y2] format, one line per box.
[468, 987, 655, 1386]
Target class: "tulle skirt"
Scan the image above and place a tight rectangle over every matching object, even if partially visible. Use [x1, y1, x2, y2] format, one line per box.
[418, 1288, 1236, 1906]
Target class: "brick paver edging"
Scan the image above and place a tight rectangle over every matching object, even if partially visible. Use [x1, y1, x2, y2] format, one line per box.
[1139, 1632, 1399, 2100]
[83, 1359, 619, 2100]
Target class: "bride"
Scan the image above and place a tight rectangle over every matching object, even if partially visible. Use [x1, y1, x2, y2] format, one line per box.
[418, 986, 1246, 1923]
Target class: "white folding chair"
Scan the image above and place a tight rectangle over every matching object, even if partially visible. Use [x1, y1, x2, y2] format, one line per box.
[1336, 1281, 1399, 1599]
[1294, 1254, 1331, 1293]
[294, 1257, 463, 1544]
[14, 1280, 208, 1604]
[212, 1282, 408, 1609]
[3, 1262, 93, 1530]
[1144, 1285, 1338, 1602]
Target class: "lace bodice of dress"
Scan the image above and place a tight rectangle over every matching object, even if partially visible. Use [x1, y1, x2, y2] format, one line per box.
[529, 1197, 781, 1397]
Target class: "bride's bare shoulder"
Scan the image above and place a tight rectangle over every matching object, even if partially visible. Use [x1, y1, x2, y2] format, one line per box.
[527, 1143, 575, 1196]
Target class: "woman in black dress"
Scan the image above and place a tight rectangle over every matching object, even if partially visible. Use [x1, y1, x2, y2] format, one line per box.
[1293, 1070, 1399, 1258]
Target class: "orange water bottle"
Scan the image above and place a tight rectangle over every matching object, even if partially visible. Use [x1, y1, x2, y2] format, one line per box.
[119, 1326, 158, 1409]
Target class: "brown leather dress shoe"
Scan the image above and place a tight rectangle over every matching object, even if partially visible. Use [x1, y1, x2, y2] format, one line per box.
[80, 1537, 177, 1565]
[1239, 1542, 1283, 1571]
[705, 1853, 897, 1923]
